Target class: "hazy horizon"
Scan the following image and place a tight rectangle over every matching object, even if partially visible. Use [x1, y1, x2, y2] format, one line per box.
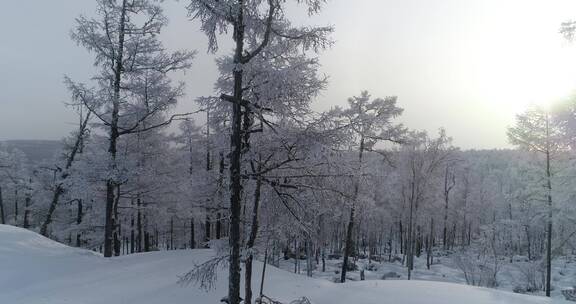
[3, 0, 576, 149]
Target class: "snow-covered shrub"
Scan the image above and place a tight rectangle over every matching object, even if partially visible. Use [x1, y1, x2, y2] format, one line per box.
[381, 271, 401, 280]
[389, 255, 403, 264]
[514, 261, 545, 293]
[365, 263, 378, 271]
[335, 261, 358, 271]
[512, 255, 530, 263]
[289, 297, 313, 304]
[256, 296, 313, 304]
[327, 253, 341, 260]
[562, 287, 576, 302]
[453, 251, 500, 288]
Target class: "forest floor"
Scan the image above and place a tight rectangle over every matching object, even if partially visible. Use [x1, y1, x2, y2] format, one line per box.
[0, 224, 572, 304]
[277, 249, 576, 300]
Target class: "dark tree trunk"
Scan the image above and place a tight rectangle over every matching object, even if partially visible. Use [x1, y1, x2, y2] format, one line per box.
[545, 135, 553, 297]
[76, 200, 83, 225]
[259, 247, 268, 300]
[137, 198, 142, 252]
[426, 218, 434, 269]
[218, 151, 225, 238]
[525, 225, 532, 260]
[341, 138, 364, 283]
[75, 200, 83, 248]
[226, 3, 248, 302]
[224, 0, 277, 301]
[23, 191, 31, 229]
[170, 217, 174, 250]
[13, 189, 18, 224]
[442, 166, 454, 250]
[190, 218, 195, 249]
[399, 221, 403, 255]
[407, 174, 416, 280]
[41, 186, 63, 235]
[113, 185, 121, 256]
[0, 186, 4, 224]
[244, 174, 262, 304]
[40, 111, 90, 236]
[340, 205, 355, 283]
[130, 216, 135, 254]
[104, 0, 127, 258]
[216, 212, 222, 239]
[322, 248, 326, 272]
[205, 215, 211, 244]
[144, 231, 150, 252]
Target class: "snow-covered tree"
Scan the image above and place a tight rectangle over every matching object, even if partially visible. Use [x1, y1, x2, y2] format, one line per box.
[325, 91, 405, 282]
[507, 105, 567, 297]
[185, 1, 331, 302]
[67, 0, 195, 257]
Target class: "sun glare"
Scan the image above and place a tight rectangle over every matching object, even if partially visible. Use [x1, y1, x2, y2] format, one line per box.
[464, 2, 576, 116]
[473, 44, 576, 114]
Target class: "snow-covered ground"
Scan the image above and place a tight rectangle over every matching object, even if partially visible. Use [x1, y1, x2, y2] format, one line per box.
[278, 252, 576, 299]
[0, 224, 570, 304]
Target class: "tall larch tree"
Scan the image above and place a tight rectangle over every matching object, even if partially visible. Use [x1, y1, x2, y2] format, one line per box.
[507, 105, 566, 296]
[328, 91, 405, 282]
[186, 1, 332, 303]
[67, 0, 195, 257]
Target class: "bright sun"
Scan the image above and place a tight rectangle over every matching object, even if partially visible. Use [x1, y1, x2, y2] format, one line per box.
[468, 20, 576, 115]
[475, 48, 576, 114]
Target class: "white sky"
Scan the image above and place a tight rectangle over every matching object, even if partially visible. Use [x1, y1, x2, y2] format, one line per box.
[2, 0, 576, 149]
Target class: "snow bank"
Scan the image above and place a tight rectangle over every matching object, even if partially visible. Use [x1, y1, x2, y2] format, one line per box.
[0, 225, 568, 304]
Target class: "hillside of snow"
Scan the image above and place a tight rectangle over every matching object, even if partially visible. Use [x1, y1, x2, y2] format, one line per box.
[0, 225, 569, 304]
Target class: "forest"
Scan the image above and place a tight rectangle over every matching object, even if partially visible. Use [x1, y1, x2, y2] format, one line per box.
[2, 1, 576, 304]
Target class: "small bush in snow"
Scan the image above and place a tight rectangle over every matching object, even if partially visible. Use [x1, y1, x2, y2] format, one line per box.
[514, 261, 545, 293]
[389, 255, 403, 264]
[381, 272, 401, 280]
[453, 251, 500, 288]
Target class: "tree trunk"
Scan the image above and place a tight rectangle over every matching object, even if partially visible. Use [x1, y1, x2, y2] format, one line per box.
[322, 247, 326, 272]
[294, 239, 298, 273]
[40, 111, 90, 236]
[244, 173, 262, 304]
[137, 198, 142, 252]
[23, 190, 31, 229]
[306, 238, 313, 277]
[218, 151, 225, 238]
[13, 189, 18, 224]
[216, 212, 222, 239]
[227, 6, 246, 303]
[190, 218, 196, 249]
[545, 135, 553, 297]
[0, 186, 4, 224]
[399, 220, 403, 255]
[76, 200, 83, 225]
[144, 231, 150, 252]
[407, 172, 416, 280]
[204, 215, 211, 245]
[170, 217, 174, 250]
[340, 205, 355, 283]
[259, 246, 268, 300]
[104, 0, 126, 258]
[427, 218, 434, 269]
[442, 166, 454, 250]
[341, 137, 364, 283]
[130, 216, 135, 254]
[525, 225, 532, 260]
[113, 185, 121, 256]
